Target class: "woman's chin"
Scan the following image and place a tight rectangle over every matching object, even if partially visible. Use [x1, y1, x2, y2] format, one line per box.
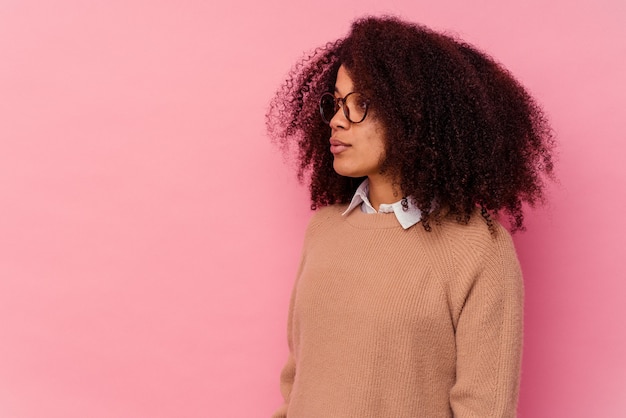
[333, 163, 360, 178]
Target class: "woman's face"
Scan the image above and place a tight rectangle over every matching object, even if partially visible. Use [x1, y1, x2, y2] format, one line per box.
[329, 65, 386, 179]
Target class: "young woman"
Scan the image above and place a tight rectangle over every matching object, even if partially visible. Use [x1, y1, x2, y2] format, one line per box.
[267, 16, 554, 418]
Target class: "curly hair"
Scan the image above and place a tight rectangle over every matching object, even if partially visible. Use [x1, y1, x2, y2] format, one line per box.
[266, 16, 555, 232]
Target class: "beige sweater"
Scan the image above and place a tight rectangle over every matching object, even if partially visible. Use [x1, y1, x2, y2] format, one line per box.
[273, 205, 523, 418]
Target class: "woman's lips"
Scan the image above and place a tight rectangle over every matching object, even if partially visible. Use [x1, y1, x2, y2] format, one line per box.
[330, 138, 350, 154]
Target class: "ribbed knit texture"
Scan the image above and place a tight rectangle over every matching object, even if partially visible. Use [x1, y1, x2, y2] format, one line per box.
[272, 205, 523, 418]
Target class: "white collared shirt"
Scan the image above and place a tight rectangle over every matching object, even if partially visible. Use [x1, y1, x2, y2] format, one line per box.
[342, 179, 422, 229]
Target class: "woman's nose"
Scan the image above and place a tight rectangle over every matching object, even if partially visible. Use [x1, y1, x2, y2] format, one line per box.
[329, 106, 348, 130]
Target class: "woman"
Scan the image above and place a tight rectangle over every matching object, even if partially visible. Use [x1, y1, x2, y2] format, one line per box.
[267, 16, 554, 417]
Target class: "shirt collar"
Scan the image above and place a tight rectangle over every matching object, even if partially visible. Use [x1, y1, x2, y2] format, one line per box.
[342, 179, 422, 230]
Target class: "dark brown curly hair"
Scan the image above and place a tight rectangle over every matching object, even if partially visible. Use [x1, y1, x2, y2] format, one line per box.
[266, 16, 555, 232]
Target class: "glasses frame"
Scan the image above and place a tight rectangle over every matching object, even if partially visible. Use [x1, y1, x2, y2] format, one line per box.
[319, 92, 370, 124]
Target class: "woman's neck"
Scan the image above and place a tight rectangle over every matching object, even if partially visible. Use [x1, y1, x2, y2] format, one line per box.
[367, 174, 401, 211]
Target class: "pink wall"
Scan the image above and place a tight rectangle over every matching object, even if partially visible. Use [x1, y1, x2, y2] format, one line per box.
[0, 1, 624, 417]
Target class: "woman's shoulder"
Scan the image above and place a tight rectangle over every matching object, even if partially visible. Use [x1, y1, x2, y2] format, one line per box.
[436, 209, 513, 243]
[425, 210, 522, 299]
[425, 209, 518, 267]
[302, 204, 349, 240]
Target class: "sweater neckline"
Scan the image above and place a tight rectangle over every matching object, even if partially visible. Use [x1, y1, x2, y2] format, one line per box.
[342, 205, 410, 230]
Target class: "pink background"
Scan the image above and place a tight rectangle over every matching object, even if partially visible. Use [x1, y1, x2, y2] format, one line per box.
[0, 0, 624, 417]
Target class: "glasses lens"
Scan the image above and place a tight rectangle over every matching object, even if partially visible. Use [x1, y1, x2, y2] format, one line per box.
[319, 93, 337, 124]
[345, 93, 368, 123]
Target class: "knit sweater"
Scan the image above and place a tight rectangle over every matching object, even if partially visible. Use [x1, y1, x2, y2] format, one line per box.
[272, 205, 524, 418]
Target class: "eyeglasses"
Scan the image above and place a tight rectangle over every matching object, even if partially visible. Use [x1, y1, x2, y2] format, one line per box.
[319, 92, 370, 124]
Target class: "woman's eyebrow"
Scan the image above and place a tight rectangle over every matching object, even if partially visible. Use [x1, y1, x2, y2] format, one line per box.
[334, 87, 349, 97]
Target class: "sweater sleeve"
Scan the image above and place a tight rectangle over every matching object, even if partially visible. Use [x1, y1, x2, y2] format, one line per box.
[272, 298, 297, 418]
[271, 352, 295, 418]
[449, 227, 524, 418]
[271, 278, 298, 418]
[271, 209, 327, 417]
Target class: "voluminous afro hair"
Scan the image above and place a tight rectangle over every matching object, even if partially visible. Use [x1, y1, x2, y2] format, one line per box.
[267, 16, 555, 232]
